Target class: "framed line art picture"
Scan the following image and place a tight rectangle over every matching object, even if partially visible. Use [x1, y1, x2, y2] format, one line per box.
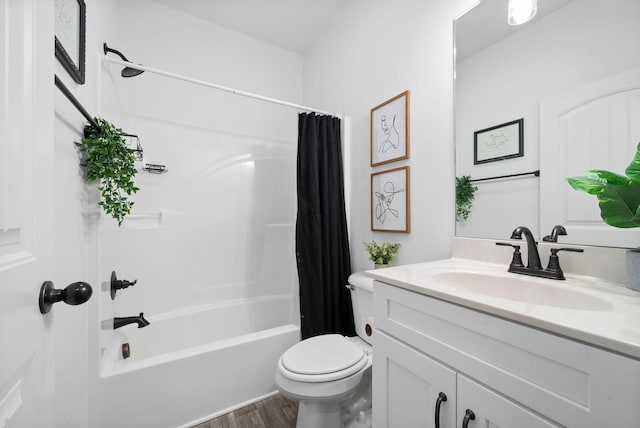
[55, 0, 86, 84]
[371, 90, 410, 166]
[371, 166, 410, 233]
[474, 118, 524, 164]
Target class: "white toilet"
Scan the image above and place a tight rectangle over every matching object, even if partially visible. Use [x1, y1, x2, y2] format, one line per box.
[275, 272, 374, 428]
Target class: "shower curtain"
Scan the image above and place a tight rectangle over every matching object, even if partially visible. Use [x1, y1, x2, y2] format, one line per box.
[296, 113, 356, 340]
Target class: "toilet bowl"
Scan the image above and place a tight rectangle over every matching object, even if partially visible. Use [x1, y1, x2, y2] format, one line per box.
[275, 273, 374, 428]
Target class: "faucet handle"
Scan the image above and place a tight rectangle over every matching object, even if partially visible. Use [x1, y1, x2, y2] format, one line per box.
[110, 270, 138, 300]
[550, 247, 584, 255]
[546, 247, 584, 280]
[543, 225, 568, 242]
[496, 242, 524, 268]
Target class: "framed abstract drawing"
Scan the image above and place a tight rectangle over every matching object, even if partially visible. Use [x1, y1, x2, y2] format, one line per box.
[371, 166, 410, 233]
[371, 90, 410, 166]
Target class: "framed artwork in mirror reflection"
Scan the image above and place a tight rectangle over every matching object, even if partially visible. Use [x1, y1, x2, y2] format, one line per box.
[371, 166, 410, 233]
[474, 118, 523, 164]
[371, 90, 410, 166]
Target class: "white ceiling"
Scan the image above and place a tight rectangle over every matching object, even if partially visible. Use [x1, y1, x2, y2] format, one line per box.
[455, 0, 576, 62]
[154, 0, 347, 54]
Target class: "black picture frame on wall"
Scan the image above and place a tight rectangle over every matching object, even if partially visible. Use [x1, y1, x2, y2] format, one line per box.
[55, 0, 86, 85]
[473, 118, 524, 164]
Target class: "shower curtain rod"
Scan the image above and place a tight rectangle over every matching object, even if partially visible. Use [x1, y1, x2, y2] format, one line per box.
[104, 57, 342, 118]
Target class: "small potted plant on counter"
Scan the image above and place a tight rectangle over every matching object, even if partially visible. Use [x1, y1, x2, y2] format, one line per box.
[364, 240, 401, 269]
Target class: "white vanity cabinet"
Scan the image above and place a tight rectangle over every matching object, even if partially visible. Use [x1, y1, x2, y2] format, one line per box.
[372, 280, 640, 427]
[374, 330, 456, 427]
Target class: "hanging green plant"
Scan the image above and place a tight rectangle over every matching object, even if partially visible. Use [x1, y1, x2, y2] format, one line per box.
[76, 117, 139, 226]
[456, 175, 477, 221]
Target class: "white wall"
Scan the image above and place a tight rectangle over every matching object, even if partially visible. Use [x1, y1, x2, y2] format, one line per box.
[456, 0, 640, 240]
[303, 0, 477, 272]
[53, 0, 120, 426]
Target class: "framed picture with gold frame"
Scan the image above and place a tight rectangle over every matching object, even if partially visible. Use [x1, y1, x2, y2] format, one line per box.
[371, 166, 410, 233]
[371, 90, 410, 166]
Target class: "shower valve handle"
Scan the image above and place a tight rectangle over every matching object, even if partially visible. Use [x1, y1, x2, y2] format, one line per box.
[110, 270, 138, 300]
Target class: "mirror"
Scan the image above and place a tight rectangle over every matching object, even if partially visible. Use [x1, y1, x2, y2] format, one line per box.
[454, 0, 640, 246]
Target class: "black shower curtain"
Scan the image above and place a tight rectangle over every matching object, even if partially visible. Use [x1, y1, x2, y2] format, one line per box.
[296, 113, 356, 340]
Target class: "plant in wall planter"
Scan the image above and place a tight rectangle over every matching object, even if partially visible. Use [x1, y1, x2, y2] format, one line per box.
[76, 118, 139, 226]
[567, 141, 640, 291]
[364, 240, 400, 268]
[456, 175, 477, 221]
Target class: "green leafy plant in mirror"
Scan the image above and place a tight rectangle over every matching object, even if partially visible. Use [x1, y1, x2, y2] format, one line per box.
[567, 142, 640, 228]
[76, 118, 139, 226]
[364, 240, 400, 265]
[456, 175, 477, 221]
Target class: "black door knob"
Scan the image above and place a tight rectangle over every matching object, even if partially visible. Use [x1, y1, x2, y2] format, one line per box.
[39, 281, 93, 314]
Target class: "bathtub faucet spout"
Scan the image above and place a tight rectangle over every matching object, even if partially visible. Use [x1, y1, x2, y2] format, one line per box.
[114, 312, 150, 329]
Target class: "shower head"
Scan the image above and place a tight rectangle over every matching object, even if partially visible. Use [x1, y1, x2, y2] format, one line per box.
[103, 43, 145, 78]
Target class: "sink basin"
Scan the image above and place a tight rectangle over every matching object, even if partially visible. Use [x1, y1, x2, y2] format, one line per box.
[432, 272, 614, 311]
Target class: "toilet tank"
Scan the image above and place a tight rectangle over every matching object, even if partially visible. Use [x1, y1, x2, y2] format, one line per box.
[348, 272, 374, 344]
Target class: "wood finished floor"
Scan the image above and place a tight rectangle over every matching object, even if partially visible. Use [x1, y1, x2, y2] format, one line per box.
[192, 394, 298, 428]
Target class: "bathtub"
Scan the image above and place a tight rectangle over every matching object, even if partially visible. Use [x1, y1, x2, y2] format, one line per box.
[94, 295, 300, 428]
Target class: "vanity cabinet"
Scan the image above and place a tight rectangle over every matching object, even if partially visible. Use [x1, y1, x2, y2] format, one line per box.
[372, 281, 640, 427]
[374, 330, 456, 427]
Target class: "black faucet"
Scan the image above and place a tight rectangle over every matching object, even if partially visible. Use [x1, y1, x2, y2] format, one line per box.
[498, 226, 584, 280]
[510, 226, 542, 269]
[114, 312, 150, 329]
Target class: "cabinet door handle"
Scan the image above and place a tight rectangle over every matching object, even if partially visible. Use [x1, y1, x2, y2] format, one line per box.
[436, 392, 447, 428]
[461, 409, 475, 428]
[434, 392, 447, 428]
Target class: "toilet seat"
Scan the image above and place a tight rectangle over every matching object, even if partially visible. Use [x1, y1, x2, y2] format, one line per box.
[278, 334, 368, 383]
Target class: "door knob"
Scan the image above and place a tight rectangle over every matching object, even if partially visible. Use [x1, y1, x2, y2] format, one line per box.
[39, 281, 93, 314]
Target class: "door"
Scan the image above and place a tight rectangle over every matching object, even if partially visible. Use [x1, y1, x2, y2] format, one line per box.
[0, 0, 55, 426]
[373, 330, 457, 428]
[457, 375, 562, 428]
[540, 68, 640, 247]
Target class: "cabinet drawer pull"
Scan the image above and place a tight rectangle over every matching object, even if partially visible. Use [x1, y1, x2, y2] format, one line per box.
[462, 409, 475, 428]
[435, 392, 447, 428]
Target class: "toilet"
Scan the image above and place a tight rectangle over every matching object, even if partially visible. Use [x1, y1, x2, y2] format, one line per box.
[275, 272, 374, 428]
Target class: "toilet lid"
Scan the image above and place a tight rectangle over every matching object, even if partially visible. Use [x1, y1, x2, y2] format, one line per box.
[281, 334, 365, 376]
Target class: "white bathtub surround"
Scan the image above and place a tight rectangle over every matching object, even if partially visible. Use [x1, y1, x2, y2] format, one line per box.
[97, 307, 298, 428]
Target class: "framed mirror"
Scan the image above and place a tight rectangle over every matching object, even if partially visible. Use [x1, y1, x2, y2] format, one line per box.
[454, 0, 640, 246]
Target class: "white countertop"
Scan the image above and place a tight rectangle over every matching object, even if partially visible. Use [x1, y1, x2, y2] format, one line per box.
[367, 258, 640, 360]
